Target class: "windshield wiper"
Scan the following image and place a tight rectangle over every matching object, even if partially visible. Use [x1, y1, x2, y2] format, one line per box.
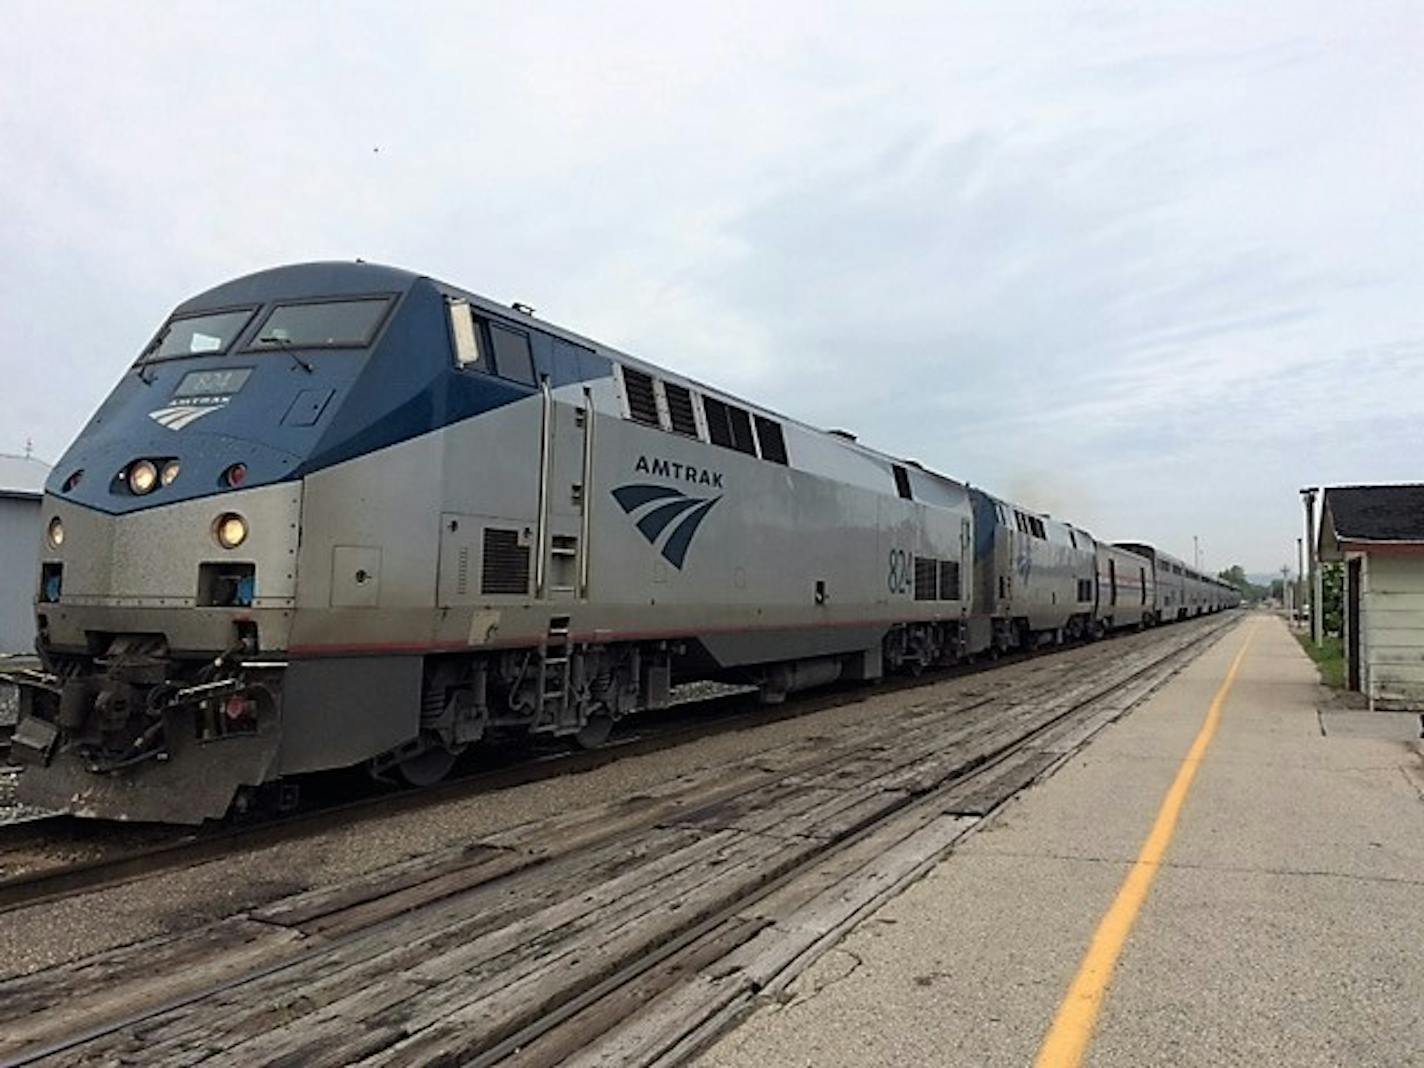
[259, 335, 314, 374]
[133, 336, 162, 385]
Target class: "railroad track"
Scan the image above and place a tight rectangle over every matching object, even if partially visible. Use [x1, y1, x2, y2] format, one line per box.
[0, 614, 1237, 1067]
[0, 630, 1109, 915]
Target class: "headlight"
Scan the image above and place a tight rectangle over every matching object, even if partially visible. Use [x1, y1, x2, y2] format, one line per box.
[46, 516, 64, 549]
[127, 459, 158, 495]
[215, 513, 248, 549]
[161, 459, 181, 486]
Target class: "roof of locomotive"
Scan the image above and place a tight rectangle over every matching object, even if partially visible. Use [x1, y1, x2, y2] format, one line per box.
[174, 261, 973, 497]
[173, 261, 424, 314]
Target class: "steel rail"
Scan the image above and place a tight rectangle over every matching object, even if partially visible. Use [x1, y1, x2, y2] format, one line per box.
[0, 615, 1237, 1068]
[466, 617, 1236, 1067]
[0, 617, 1232, 919]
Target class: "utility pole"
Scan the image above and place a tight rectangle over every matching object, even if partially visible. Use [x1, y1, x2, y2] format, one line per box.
[1193, 535, 1200, 572]
[1301, 487, 1319, 643]
[1297, 538, 1305, 626]
[1281, 565, 1292, 619]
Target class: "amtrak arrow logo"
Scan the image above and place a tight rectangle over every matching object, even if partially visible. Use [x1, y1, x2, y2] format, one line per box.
[148, 403, 225, 430]
[611, 483, 721, 569]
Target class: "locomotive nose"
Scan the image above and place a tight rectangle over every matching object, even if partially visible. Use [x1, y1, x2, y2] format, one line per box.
[35, 478, 301, 653]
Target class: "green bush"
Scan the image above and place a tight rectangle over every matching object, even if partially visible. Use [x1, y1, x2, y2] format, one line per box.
[1321, 562, 1343, 637]
[1294, 632, 1344, 688]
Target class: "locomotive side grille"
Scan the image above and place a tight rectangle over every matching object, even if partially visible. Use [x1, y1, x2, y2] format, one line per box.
[622, 367, 661, 427]
[938, 560, 961, 601]
[456, 546, 470, 597]
[704, 396, 757, 455]
[754, 415, 789, 465]
[914, 556, 938, 601]
[663, 382, 699, 437]
[481, 528, 530, 595]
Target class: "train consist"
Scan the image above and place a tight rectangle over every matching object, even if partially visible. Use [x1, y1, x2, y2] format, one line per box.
[11, 263, 1238, 822]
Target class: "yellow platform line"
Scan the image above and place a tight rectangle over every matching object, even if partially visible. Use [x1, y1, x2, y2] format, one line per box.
[1033, 623, 1257, 1068]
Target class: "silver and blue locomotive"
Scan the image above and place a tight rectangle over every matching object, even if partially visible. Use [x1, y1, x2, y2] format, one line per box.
[12, 262, 1238, 822]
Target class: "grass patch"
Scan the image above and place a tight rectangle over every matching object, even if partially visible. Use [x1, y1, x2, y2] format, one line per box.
[1294, 631, 1345, 688]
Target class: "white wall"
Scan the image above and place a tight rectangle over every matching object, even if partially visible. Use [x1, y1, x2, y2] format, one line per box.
[1361, 551, 1424, 710]
[0, 496, 40, 653]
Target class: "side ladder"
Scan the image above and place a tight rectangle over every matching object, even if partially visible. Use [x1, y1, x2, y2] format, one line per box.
[535, 617, 574, 731]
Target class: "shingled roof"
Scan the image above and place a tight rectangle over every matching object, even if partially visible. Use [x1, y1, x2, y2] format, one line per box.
[1319, 485, 1424, 558]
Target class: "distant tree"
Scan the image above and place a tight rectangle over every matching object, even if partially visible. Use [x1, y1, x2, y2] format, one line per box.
[1269, 578, 1285, 601]
[1218, 564, 1268, 603]
[1218, 564, 1248, 588]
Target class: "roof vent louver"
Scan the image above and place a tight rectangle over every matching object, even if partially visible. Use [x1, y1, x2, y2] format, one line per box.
[622, 368, 660, 427]
[663, 382, 698, 437]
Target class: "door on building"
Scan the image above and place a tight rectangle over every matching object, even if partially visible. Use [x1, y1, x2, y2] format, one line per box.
[1346, 558, 1362, 692]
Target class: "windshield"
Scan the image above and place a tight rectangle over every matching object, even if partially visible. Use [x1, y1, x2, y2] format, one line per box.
[145, 309, 255, 361]
[250, 298, 390, 349]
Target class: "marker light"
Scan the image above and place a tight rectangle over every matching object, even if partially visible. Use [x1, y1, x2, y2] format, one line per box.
[127, 459, 158, 495]
[46, 516, 64, 549]
[215, 513, 248, 550]
[161, 459, 181, 486]
[223, 463, 247, 488]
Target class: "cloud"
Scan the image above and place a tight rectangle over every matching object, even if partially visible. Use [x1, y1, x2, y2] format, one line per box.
[1, 1, 1420, 571]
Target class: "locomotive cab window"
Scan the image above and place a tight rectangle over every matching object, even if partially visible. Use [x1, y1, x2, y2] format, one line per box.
[489, 323, 536, 385]
[143, 308, 256, 362]
[251, 298, 391, 349]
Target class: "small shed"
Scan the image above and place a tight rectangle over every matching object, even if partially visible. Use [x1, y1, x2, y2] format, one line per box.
[1318, 484, 1424, 709]
[0, 453, 50, 654]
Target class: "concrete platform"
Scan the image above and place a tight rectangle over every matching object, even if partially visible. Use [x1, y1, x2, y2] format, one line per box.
[697, 614, 1424, 1067]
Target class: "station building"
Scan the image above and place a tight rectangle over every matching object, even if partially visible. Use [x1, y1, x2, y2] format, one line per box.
[0, 452, 49, 654]
[1318, 483, 1424, 709]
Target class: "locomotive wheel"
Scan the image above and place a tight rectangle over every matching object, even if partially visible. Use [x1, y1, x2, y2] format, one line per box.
[573, 713, 614, 750]
[395, 744, 459, 787]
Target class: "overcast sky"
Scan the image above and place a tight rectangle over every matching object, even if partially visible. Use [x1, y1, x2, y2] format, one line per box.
[2, 2, 1420, 574]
